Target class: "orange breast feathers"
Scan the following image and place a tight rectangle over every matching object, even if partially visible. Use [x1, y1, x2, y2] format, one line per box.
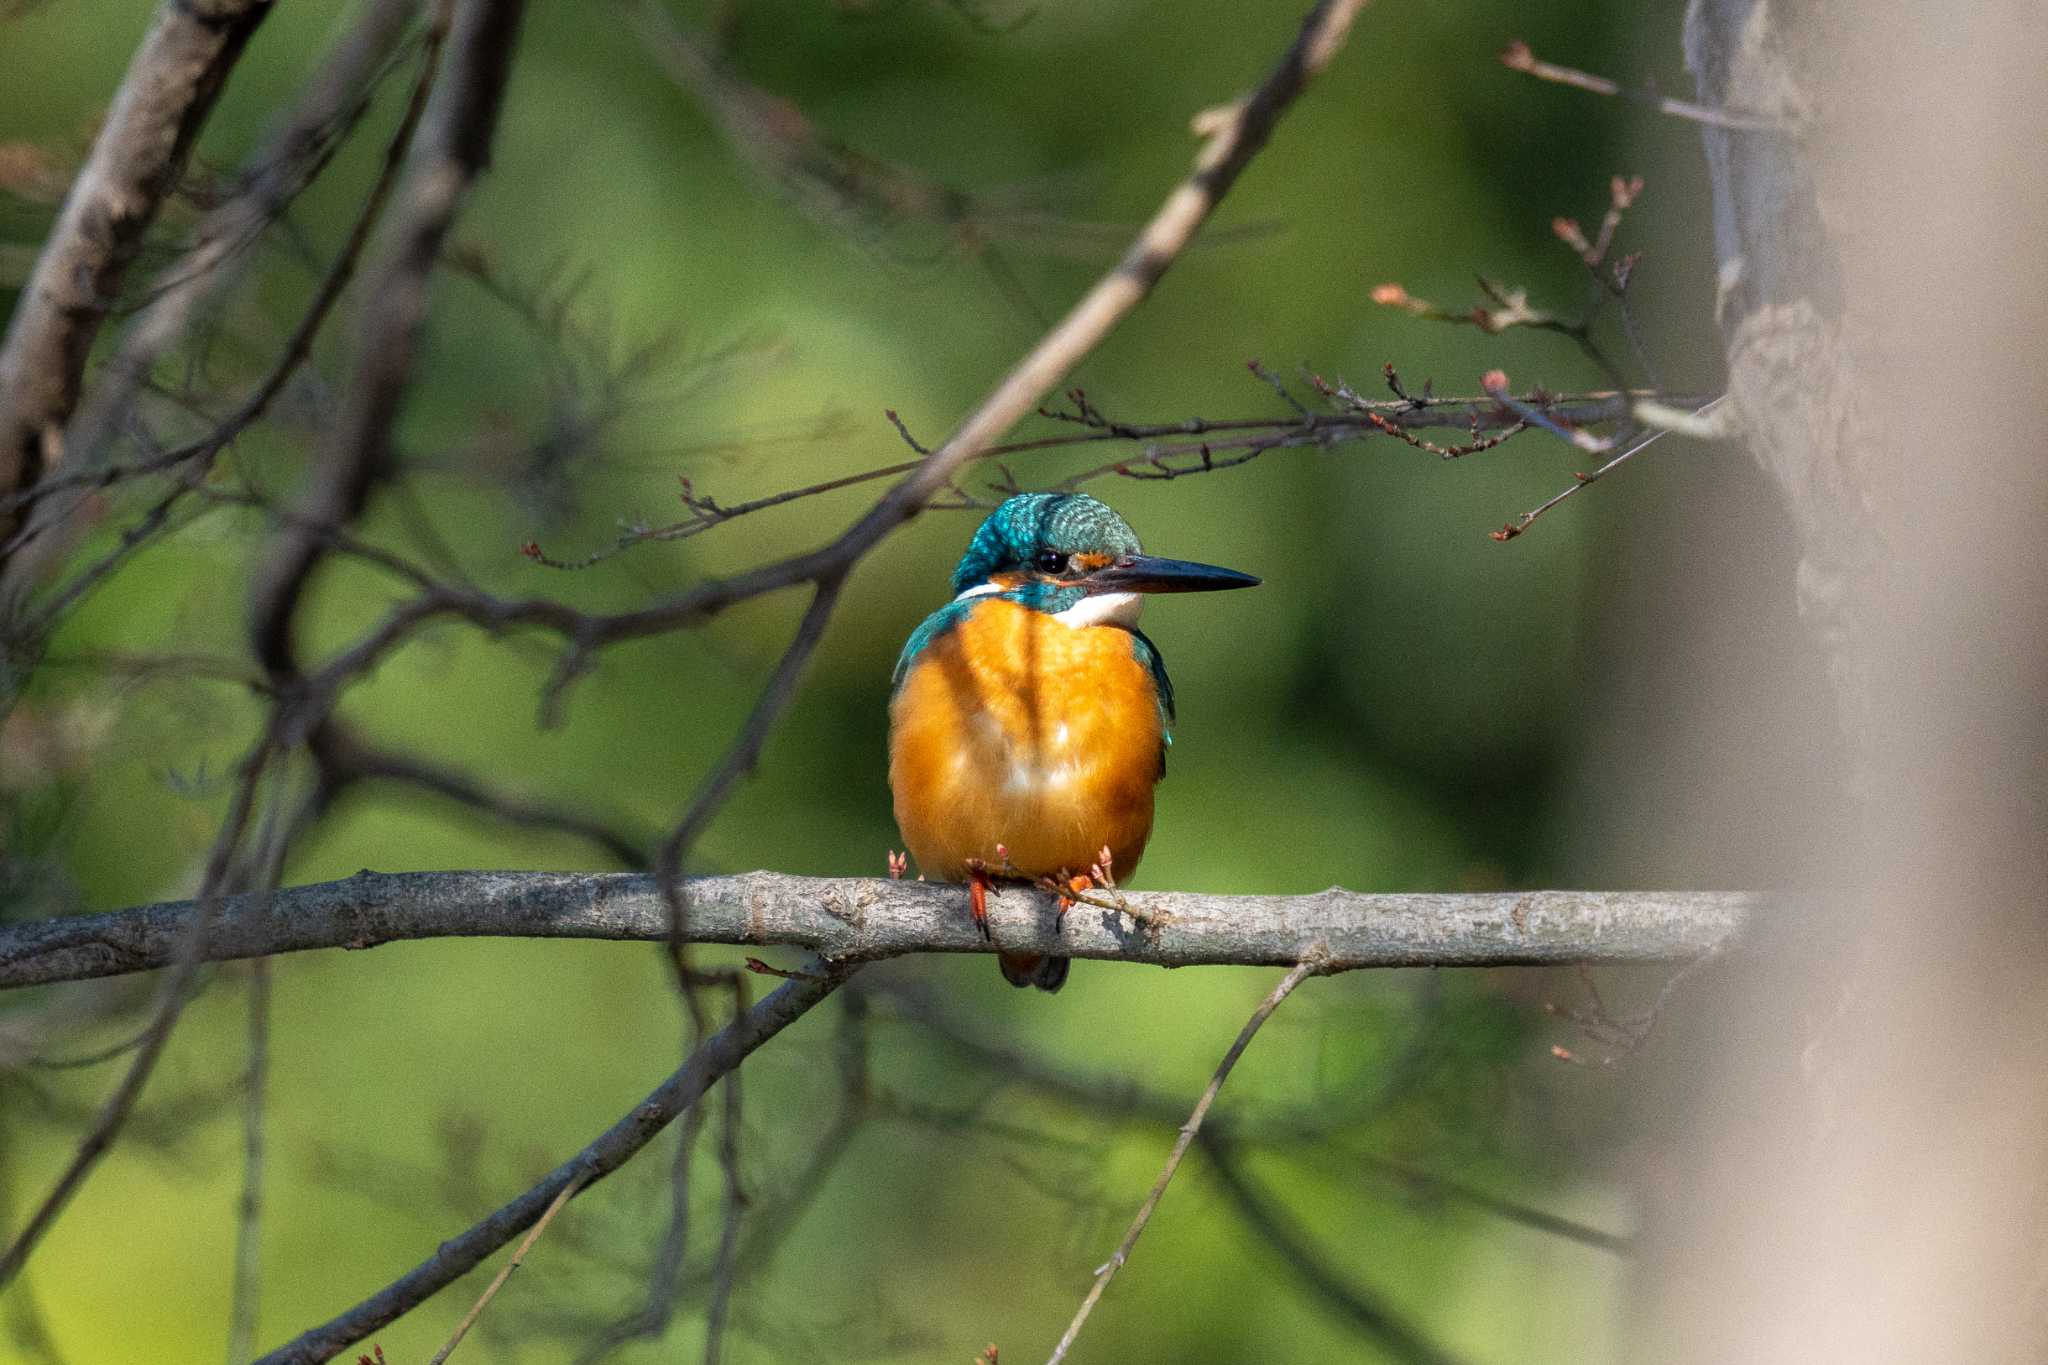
[889, 598, 1162, 883]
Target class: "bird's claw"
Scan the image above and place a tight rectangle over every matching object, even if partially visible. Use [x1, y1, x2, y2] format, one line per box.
[966, 861, 993, 942]
[1041, 872, 1095, 934]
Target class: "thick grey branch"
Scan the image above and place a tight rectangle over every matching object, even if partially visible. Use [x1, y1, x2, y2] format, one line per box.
[0, 871, 1760, 991]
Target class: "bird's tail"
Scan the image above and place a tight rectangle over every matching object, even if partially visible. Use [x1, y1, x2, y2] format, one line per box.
[998, 952, 1069, 993]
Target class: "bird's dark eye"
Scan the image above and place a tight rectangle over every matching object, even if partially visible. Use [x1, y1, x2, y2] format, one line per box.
[1034, 550, 1068, 575]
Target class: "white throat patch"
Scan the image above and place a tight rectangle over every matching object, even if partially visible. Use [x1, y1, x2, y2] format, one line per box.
[1053, 591, 1143, 630]
[951, 580, 1144, 630]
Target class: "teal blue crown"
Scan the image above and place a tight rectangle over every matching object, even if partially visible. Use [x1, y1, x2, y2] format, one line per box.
[950, 493, 1142, 594]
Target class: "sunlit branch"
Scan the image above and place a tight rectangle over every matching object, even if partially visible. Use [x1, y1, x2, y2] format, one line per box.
[0, 870, 1761, 992]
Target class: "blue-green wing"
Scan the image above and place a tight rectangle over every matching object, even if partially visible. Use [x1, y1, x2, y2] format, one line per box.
[1129, 627, 1176, 777]
[892, 600, 974, 691]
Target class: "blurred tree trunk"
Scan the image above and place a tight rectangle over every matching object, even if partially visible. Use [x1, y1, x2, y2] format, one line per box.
[1635, 2, 2048, 1359]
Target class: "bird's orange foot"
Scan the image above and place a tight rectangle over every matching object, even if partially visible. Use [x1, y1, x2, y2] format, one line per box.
[965, 859, 993, 942]
[1041, 872, 1095, 934]
[886, 849, 908, 880]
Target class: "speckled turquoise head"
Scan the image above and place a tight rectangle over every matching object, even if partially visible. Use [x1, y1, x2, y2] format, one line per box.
[950, 493, 1141, 594]
[895, 490, 1259, 695]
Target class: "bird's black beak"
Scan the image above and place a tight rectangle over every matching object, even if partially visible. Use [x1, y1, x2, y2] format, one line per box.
[1086, 554, 1261, 594]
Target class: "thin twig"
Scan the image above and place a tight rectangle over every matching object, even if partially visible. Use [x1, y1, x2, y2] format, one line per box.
[1499, 40, 1785, 132]
[1046, 956, 1322, 1364]
[0, 1139, 66, 1365]
[225, 957, 273, 1365]
[55, 0, 421, 484]
[1489, 394, 1725, 542]
[314, 724, 649, 867]
[526, 389, 1666, 569]
[567, 1102, 712, 1363]
[426, 1167, 591, 1365]
[1361, 1155, 1632, 1257]
[654, 577, 845, 971]
[701, 977, 749, 1365]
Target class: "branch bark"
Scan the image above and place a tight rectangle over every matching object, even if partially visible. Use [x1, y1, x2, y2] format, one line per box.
[0, 870, 1758, 991]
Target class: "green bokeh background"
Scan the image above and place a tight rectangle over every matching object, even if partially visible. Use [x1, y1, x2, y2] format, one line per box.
[0, 0, 1776, 1360]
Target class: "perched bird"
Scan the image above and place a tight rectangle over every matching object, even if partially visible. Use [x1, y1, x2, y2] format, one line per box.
[888, 492, 1258, 991]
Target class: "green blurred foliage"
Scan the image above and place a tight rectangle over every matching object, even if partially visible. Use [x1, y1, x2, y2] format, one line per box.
[0, 0, 1733, 1360]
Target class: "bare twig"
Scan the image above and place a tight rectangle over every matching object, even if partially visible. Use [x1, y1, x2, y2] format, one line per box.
[225, 958, 273, 1365]
[1500, 40, 1785, 133]
[313, 724, 649, 867]
[649, 575, 843, 1034]
[60, 0, 421, 478]
[625, 0, 1368, 574]
[427, 1167, 591, 1365]
[1489, 394, 1726, 542]
[528, 388, 1670, 569]
[0, 1137, 64, 1365]
[0, 0, 417, 533]
[568, 1104, 712, 1364]
[861, 972, 1440, 1153]
[0, 0, 527, 1294]
[1361, 1155, 1632, 1257]
[701, 978, 748, 1365]
[1046, 956, 1322, 1364]
[6, 3, 452, 646]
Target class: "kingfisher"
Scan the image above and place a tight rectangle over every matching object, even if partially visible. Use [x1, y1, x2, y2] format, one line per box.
[888, 492, 1259, 991]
